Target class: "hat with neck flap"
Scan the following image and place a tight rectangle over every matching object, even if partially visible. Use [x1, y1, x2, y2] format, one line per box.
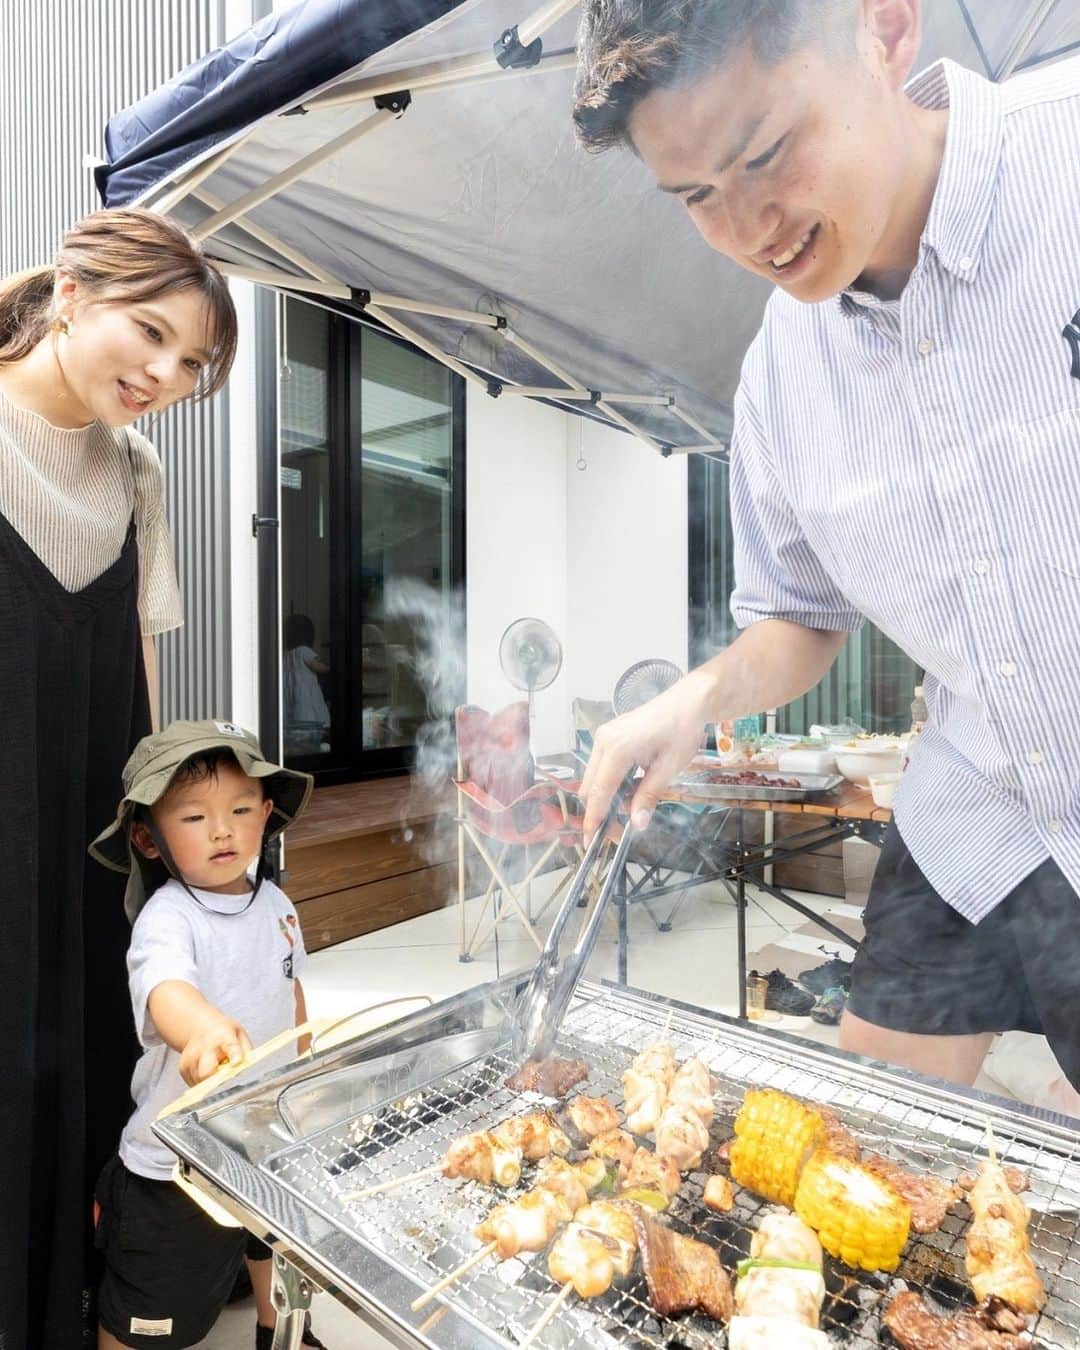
[89, 719, 313, 921]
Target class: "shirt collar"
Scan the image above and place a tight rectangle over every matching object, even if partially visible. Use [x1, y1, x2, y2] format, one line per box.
[840, 58, 1005, 312]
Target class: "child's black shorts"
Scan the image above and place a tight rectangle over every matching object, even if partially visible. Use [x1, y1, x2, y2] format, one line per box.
[95, 1153, 270, 1348]
[847, 822, 1080, 1090]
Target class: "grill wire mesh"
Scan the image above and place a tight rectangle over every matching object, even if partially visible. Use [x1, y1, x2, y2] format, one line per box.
[262, 986, 1080, 1348]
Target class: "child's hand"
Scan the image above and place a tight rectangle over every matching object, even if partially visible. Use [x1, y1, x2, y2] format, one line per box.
[178, 1013, 253, 1086]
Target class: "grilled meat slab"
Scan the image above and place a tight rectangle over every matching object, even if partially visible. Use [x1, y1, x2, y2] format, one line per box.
[630, 1208, 733, 1323]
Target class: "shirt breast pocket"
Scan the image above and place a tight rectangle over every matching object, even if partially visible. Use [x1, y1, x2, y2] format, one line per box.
[1017, 408, 1080, 583]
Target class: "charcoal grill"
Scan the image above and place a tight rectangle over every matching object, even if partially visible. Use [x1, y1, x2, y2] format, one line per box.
[154, 978, 1080, 1349]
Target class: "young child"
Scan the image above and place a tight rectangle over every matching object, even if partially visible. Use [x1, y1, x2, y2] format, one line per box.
[88, 719, 326, 1350]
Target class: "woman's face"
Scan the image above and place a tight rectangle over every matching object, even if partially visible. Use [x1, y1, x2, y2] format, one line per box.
[54, 275, 215, 426]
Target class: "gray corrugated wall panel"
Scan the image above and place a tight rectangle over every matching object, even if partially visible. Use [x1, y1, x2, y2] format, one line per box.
[0, 0, 232, 723]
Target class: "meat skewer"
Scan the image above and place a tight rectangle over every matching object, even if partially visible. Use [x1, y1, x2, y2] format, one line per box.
[729, 1210, 828, 1349]
[964, 1127, 1046, 1314]
[506, 1057, 589, 1098]
[345, 1119, 540, 1202]
[519, 1283, 574, 1349]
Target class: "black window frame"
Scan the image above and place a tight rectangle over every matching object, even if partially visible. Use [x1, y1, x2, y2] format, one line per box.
[278, 299, 467, 784]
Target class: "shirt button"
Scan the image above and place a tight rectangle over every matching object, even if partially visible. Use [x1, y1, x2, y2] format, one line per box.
[973, 559, 990, 575]
[917, 337, 934, 355]
[998, 660, 1017, 678]
[1048, 819, 1063, 834]
[1027, 749, 1044, 765]
[958, 257, 973, 271]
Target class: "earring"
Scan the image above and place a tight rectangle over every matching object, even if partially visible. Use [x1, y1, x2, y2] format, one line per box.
[53, 316, 70, 336]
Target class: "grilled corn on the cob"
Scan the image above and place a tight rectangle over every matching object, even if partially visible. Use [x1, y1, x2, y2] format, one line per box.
[794, 1151, 911, 1272]
[729, 1089, 826, 1208]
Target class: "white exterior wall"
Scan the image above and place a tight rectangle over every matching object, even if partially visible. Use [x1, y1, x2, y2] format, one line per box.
[466, 385, 688, 756]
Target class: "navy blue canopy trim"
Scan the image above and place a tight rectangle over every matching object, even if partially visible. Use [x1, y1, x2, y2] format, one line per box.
[97, 0, 465, 207]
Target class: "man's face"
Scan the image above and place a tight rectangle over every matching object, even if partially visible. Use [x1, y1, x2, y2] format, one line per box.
[628, 25, 913, 302]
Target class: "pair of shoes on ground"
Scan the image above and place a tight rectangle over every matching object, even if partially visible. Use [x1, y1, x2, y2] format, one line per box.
[256, 1312, 326, 1349]
[809, 985, 848, 1025]
[752, 968, 816, 1017]
[798, 954, 853, 994]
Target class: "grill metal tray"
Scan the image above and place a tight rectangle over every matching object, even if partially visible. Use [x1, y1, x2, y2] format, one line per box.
[155, 978, 1080, 1349]
[673, 770, 844, 801]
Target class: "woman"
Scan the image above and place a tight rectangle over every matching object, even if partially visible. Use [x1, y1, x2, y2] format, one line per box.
[0, 208, 236, 1347]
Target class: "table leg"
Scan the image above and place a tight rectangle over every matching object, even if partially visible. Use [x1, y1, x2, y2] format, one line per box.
[736, 807, 747, 1020]
[617, 856, 628, 986]
[270, 1253, 312, 1350]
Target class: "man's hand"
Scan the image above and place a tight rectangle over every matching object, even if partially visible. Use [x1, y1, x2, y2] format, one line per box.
[177, 1011, 253, 1087]
[580, 667, 716, 841]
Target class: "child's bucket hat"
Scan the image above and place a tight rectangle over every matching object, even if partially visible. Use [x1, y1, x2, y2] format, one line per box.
[89, 719, 313, 921]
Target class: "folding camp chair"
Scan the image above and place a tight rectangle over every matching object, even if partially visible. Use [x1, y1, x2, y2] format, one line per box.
[454, 702, 586, 962]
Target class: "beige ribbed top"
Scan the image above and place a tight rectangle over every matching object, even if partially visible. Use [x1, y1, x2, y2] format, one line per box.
[0, 390, 183, 635]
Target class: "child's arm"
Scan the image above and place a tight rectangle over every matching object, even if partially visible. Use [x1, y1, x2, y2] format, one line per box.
[294, 978, 311, 1056]
[148, 980, 254, 1087]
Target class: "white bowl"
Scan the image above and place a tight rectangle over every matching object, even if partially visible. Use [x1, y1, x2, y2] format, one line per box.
[834, 747, 904, 786]
[868, 771, 902, 808]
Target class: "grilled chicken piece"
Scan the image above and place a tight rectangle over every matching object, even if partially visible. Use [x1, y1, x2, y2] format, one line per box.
[817, 1106, 861, 1161]
[475, 1188, 571, 1260]
[630, 1207, 733, 1323]
[634, 1041, 676, 1087]
[589, 1128, 637, 1176]
[716, 1137, 733, 1165]
[958, 1166, 1029, 1195]
[535, 1156, 601, 1213]
[883, 1290, 1031, 1349]
[492, 1111, 571, 1162]
[574, 1201, 638, 1278]
[863, 1153, 961, 1234]
[655, 1101, 711, 1171]
[566, 1095, 620, 1141]
[750, 1211, 823, 1269]
[623, 1146, 681, 1199]
[727, 1317, 831, 1349]
[965, 1158, 1046, 1313]
[442, 1132, 522, 1187]
[505, 1057, 589, 1098]
[703, 1174, 734, 1212]
[735, 1267, 827, 1327]
[622, 1041, 676, 1134]
[668, 1056, 715, 1127]
[548, 1222, 623, 1298]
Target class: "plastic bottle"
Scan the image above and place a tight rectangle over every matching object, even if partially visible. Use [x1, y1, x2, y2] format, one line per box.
[910, 685, 927, 736]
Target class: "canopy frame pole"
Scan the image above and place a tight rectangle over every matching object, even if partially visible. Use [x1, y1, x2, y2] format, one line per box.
[669, 403, 721, 446]
[191, 187, 339, 284]
[595, 400, 663, 454]
[995, 0, 1056, 79]
[192, 106, 396, 242]
[215, 261, 352, 299]
[147, 134, 251, 216]
[496, 387, 671, 406]
[517, 0, 581, 47]
[367, 293, 503, 328]
[304, 48, 576, 112]
[364, 302, 492, 390]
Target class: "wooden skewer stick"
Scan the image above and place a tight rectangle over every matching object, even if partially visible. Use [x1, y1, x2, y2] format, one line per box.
[519, 1282, 573, 1349]
[986, 1119, 999, 1165]
[410, 1242, 497, 1312]
[343, 1162, 444, 1202]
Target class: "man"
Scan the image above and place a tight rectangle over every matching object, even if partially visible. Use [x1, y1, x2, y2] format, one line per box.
[575, 0, 1080, 1092]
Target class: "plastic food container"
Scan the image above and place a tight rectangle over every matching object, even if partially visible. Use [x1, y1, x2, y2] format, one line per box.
[832, 739, 904, 786]
[777, 746, 838, 776]
[868, 771, 901, 809]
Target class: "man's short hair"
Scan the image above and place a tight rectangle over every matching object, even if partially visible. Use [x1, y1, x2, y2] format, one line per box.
[573, 0, 854, 153]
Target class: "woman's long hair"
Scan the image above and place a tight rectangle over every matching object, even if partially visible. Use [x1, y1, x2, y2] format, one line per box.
[0, 208, 237, 397]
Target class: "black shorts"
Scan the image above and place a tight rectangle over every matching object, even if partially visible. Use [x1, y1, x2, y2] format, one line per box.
[95, 1154, 271, 1348]
[847, 822, 1080, 1090]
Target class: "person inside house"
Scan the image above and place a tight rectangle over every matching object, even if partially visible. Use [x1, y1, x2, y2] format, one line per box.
[0, 208, 238, 1347]
[89, 719, 326, 1350]
[574, 0, 1080, 1098]
[284, 610, 331, 752]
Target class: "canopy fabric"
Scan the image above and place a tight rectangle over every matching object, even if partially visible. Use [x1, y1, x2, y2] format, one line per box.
[99, 0, 1080, 451]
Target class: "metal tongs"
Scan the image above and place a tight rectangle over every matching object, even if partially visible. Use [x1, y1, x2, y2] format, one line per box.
[511, 777, 636, 1062]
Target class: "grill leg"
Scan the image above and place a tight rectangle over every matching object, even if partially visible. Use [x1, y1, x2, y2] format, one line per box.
[270, 1252, 313, 1350]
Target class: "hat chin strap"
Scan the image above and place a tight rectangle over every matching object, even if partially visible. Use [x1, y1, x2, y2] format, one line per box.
[144, 819, 267, 916]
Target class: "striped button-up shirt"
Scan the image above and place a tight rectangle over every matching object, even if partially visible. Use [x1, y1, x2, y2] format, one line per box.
[729, 55, 1080, 922]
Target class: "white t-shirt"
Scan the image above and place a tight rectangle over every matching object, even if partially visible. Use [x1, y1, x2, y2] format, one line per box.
[284, 645, 330, 726]
[119, 877, 307, 1181]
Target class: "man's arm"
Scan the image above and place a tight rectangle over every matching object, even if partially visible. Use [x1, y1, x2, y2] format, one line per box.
[147, 979, 253, 1087]
[142, 634, 159, 733]
[580, 620, 847, 839]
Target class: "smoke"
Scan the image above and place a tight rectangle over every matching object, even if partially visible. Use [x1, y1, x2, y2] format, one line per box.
[385, 577, 467, 792]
